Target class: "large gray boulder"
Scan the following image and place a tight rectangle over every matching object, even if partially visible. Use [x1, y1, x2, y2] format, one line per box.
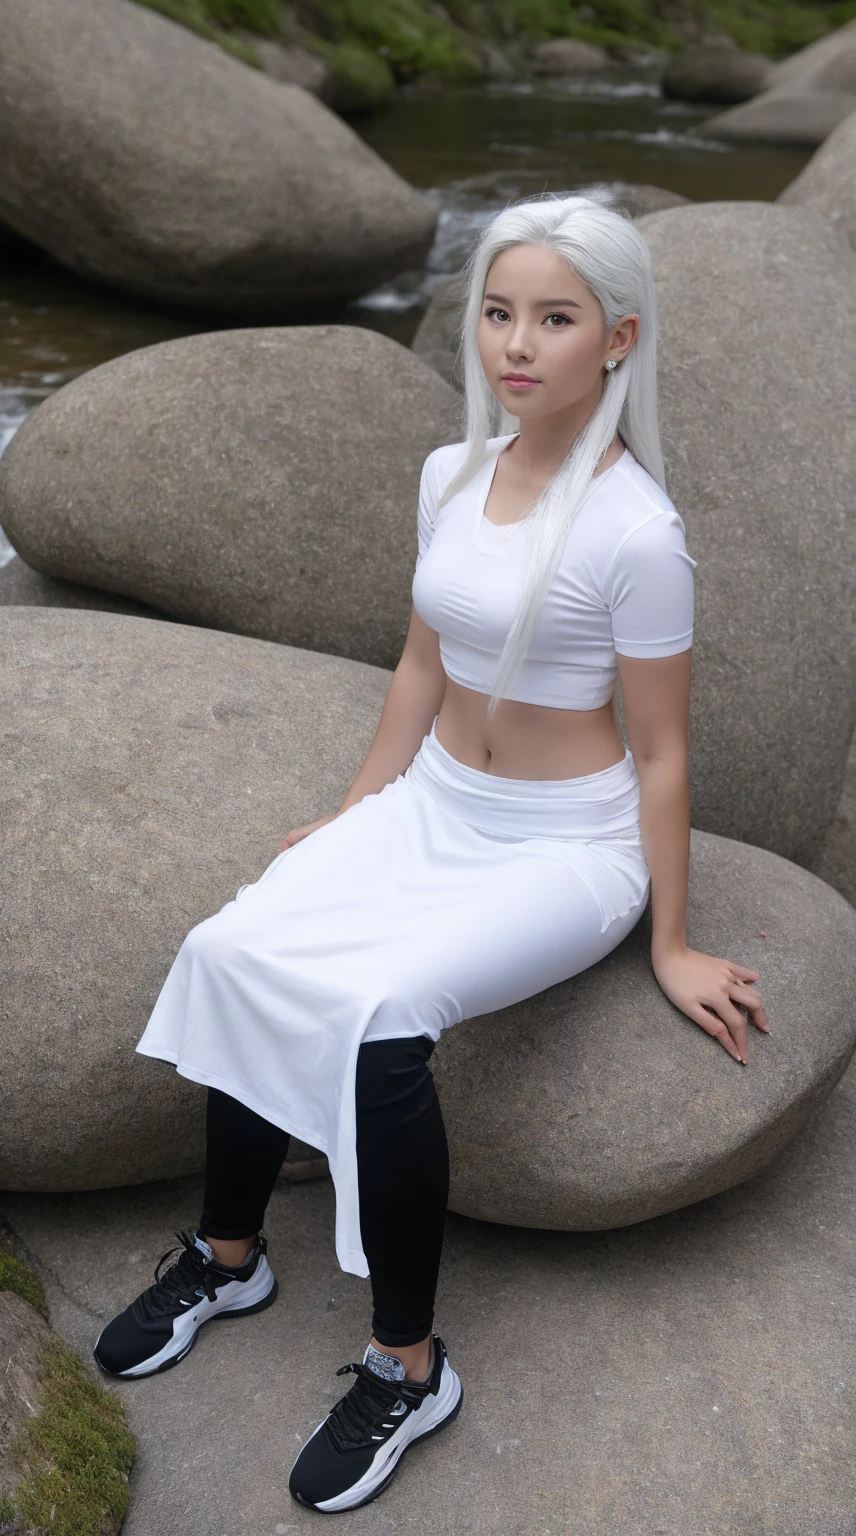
[695, 20, 856, 146]
[0, 0, 436, 315]
[434, 830, 856, 1229]
[695, 87, 856, 146]
[633, 201, 856, 866]
[0, 327, 462, 670]
[5, 608, 855, 1233]
[811, 735, 856, 908]
[0, 552, 158, 617]
[777, 106, 856, 250]
[764, 17, 856, 95]
[0, 609, 392, 1191]
[528, 39, 611, 76]
[661, 47, 774, 105]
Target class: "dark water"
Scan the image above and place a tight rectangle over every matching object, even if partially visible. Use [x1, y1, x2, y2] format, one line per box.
[0, 76, 810, 563]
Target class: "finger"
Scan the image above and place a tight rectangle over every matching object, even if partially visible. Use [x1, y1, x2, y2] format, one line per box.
[729, 963, 760, 982]
[693, 1005, 743, 1063]
[731, 983, 771, 1034]
[708, 996, 750, 1062]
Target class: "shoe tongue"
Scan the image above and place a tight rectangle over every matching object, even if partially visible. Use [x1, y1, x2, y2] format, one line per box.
[193, 1233, 215, 1262]
[363, 1344, 406, 1383]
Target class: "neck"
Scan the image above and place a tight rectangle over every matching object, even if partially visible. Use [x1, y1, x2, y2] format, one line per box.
[509, 380, 606, 477]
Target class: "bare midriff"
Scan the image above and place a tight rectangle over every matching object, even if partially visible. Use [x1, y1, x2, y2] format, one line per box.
[433, 680, 627, 781]
[431, 431, 630, 782]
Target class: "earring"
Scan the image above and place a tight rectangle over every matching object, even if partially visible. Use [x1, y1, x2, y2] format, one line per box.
[605, 359, 617, 370]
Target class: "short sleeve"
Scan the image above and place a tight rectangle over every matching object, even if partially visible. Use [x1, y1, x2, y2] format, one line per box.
[606, 509, 697, 658]
[415, 451, 440, 568]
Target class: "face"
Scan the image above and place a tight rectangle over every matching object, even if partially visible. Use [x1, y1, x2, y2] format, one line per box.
[478, 243, 638, 422]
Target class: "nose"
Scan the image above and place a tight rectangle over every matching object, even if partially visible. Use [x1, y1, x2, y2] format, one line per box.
[505, 318, 535, 359]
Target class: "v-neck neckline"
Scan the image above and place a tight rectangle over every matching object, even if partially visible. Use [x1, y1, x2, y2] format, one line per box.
[474, 436, 526, 554]
[475, 434, 631, 554]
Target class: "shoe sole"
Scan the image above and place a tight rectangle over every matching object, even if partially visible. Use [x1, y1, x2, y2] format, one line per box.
[93, 1276, 279, 1381]
[292, 1372, 464, 1514]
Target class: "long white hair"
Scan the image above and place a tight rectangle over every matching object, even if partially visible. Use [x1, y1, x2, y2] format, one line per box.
[438, 190, 665, 718]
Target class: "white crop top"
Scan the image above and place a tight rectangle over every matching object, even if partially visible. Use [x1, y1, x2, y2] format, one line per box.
[411, 433, 697, 710]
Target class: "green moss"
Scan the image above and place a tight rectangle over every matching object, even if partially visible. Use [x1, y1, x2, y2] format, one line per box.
[204, 0, 283, 30]
[1, 1246, 135, 1536]
[128, 0, 854, 81]
[694, 0, 840, 56]
[0, 1249, 48, 1321]
[310, 36, 399, 106]
[133, 0, 266, 63]
[303, 0, 482, 79]
[11, 1339, 135, 1536]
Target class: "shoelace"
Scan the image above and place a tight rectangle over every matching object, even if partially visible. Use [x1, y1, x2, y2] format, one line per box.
[325, 1361, 433, 1453]
[135, 1229, 224, 1322]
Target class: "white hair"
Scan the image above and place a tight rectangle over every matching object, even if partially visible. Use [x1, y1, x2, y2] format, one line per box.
[438, 189, 666, 718]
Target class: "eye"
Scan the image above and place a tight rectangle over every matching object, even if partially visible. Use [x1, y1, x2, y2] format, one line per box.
[482, 307, 573, 327]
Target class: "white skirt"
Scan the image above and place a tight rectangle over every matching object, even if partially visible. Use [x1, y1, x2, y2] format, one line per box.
[136, 718, 651, 1277]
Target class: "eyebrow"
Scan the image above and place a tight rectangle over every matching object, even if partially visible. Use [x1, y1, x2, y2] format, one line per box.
[483, 291, 583, 310]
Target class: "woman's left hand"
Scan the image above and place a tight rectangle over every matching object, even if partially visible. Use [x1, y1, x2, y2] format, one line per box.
[651, 946, 770, 1066]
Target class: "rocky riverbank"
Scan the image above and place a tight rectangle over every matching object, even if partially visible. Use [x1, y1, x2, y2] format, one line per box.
[134, 0, 856, 114]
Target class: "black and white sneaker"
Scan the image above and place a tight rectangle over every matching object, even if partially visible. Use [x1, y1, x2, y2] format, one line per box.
[93, 1228, 278, 1379]
[289, 1335, 463, 1512]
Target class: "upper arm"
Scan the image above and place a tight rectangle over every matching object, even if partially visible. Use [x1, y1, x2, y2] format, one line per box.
[616, 650, 691, 763]
[414, 450, 440, 566]
[607, 510, 696, 761]
[400, 602, 444, 679]
[402, 449, 445, 678]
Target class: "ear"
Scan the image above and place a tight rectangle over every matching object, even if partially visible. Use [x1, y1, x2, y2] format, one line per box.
[608, 313, 639, 360]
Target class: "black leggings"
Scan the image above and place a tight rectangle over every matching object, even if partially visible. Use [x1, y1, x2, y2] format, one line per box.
[199, 1035, 449, 1349]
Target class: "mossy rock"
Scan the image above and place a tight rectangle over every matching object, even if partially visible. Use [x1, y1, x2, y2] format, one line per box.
[127, 0, 852, 89]
[0, 1251, 47, 1321]
[132, 0, 267, 64]
[311, 37, 398, 111]
[0, 1246, 135, 1536]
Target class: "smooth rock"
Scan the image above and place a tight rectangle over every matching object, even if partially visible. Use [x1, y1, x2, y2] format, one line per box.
[411, 183, 690, 390]
[765, 17, 856, 95]
[0, 553, 159, 617]
[433, 829, 856, 1229]
[695, 24, 856, 148]
[250, 39, 331, 97]
[811, 734, 856, 908]
[634, 200, 856, 863]
[529, 39, 611, 76]
[661, 46, 774, 104]
[777, 105, 856, 249]
[696, 87, 856, 146]
[0, 0, 436, 314]
[410, 271, 468, 390]
[608, 45, 668, 74]
[0, 326, 461, 669]
[0, 608, 391, 1190]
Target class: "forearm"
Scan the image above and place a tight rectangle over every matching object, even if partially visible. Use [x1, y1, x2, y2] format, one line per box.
[336, 658, 447, 815]
[635, 752, 690, 962]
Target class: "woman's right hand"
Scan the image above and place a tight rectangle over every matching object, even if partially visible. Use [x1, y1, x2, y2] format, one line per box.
[279, 813, 338, 854]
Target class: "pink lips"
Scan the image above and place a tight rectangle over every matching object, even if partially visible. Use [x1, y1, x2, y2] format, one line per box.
[503, 375, 538, 389]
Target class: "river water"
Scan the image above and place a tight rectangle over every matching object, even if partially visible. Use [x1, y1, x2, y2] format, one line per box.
[0, 75, 810, 566]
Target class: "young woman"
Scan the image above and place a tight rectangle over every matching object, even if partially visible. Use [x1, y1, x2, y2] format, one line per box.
[93, 192, 769, 1512]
